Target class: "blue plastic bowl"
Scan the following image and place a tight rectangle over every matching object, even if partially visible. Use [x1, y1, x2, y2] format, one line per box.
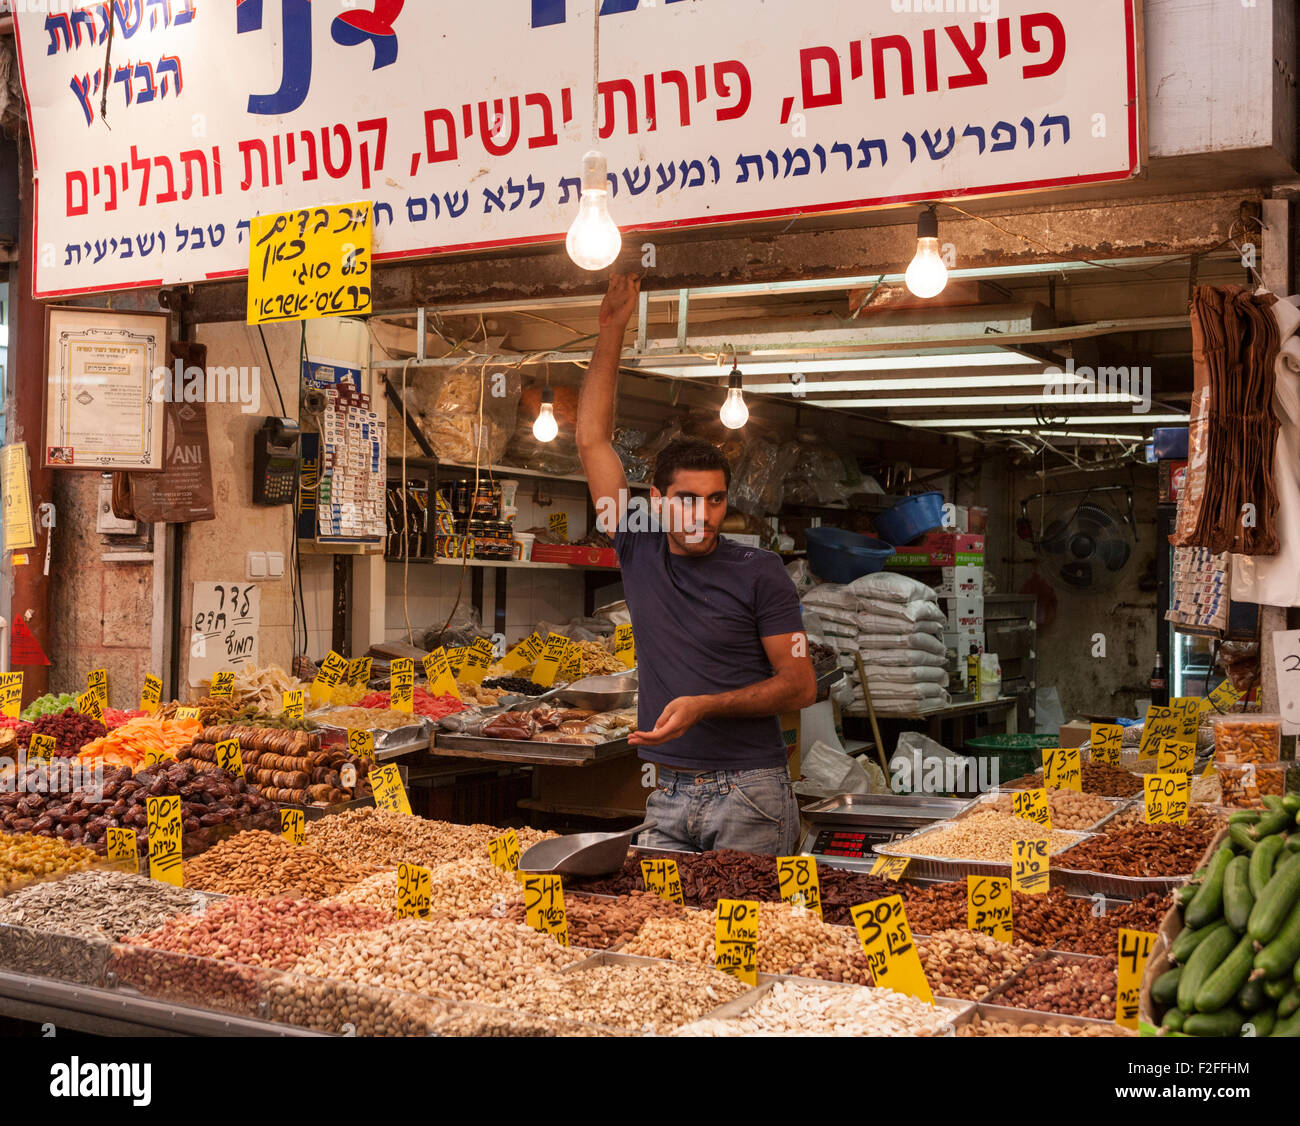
[875, 491, 946, 546]
[804, 527, 896, 584]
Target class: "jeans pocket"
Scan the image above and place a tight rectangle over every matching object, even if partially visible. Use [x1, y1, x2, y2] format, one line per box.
[728, 776, 787, 826]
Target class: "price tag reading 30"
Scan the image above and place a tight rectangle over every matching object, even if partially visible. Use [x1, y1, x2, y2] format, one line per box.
[715, 899, 759, 985]
[777, 856, 822, 917]
[967, 876, 1013, 943]
[850, 895, 934, 1004]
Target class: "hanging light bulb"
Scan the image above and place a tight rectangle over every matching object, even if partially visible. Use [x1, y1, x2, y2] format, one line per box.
[565, 151, 622, 271]
[905, 204, 949, 299]
[719, 367, 749, 429]
[532, 386, 559, 443]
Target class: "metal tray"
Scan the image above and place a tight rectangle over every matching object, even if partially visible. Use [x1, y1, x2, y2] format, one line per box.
[801, 793, 969, 830]
[952, 1001, 1136, 1036]
[954, 792, 1129, 834]
[870, 819, 1095, 882]
[432, 732, 634, 767]
[1051, 864, 1195, 901]
[309, 711, 433, 752]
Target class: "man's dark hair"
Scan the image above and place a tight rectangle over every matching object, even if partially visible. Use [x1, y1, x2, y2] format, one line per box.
[652, 437, 732, 494]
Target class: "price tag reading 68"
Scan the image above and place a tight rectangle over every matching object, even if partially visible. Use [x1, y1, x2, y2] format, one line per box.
[967, 876, 1013, 943]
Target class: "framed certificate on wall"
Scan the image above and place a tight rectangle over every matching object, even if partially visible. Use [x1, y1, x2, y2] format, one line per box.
[44, 306, 169, 471]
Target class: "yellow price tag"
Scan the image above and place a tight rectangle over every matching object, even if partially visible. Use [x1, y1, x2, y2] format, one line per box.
[140, 674, 163, 714]
[557, 646, 583, 683]
[0, 671, 23, 719]
[1201, 679, 1246, 715]
[715, 898, 759, 986]
[247, 202, 373, 324]
[87, 668, 108, 706]
[280, 808, 306, 845]
[311, 650, 349, 702]
[76, 690, 104, 722]
[389, 658, 415, 714]
[1156, 738, 1196, 775]
[209, 671, 235, 699]
[500, 632, 544, 673]
[850, 895, 934, 1004]
[613, 624, 636, 669]
[215, 737, 245, 779]
[1138, 706, 1179, 757]
[446, 647, 469, 677]
[146, 795, 184, 886]
[1144, 773, 1190, 825]
[106, 826, 138, 868]
[640, 858, 685, 905]
[967, 875, 1013, 942]
[1042, 746, 1082, 792]
[396, 862, 432, 919]
[27, 733, 56, 763]
[422, 647, 461, 700]
[347, 729, 376, 762]
[457, 638, 496, 688]
[347, 656, 372, 687]
[281, 690, 305, 720]
[1201, 759, 1218, 779]
[548, 511, 569, 542]
[1170, 697, 1200, 741]
[145, 746, 176, 767]
[1012, 788, 1052, 829]
[870, 856, 910, 881]
[1090, 723, 1123, 768]
[488, 830, 521, 872]
[1116, 928, 1157, 1030]
[532, 632, 571, 689]
[1011, 838, 1051, 895]
[777, 855, 822, 918]
[369, 764, 412, 815]
[175, 706, 201, 721]
[522, 873, 568, 945]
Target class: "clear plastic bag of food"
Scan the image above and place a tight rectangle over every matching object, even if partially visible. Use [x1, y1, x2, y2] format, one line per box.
[731, 433, 799, 516]
[388, 362, 521, 464]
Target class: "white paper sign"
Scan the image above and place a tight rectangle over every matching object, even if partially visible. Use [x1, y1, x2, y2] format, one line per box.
[188, 582, 260, 688]
[1272, 629, 1300, 735]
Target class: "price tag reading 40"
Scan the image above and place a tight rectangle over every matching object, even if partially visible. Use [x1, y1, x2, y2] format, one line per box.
[1170, 697, 1200, 741]
[777, 856, 823, 918]
[1144, 773, 1190, 825]
[488, 830, 521, 873]
[1116, 928, 1157, 1030]
[532, 633, 572, 689]
[967, 876, 1013, 943]
[0, 672, 23, 719]
[1042, 746, 1082, 792]
[1012, 839, 1050, 895]
[369, 764, 412, 816]
[1012, 788, 1052, 829]
[1090, 723, 1124, 768]
[523, 874, 568, 946]
[280, 808, 306, 846]
[715, 899, 760, 986]
[347, 729, 375, 762]
[146, 795, 184, 886]
[214, 738, 245, 779]
[389, 658, 415, 714]
[640, 858, 685, 905]
[396, 862, 432, 920]
[850, 895, 934, 1004]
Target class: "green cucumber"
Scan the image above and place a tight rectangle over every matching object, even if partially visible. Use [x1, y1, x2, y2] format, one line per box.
[1254, 894, 1300, 979]
[1251, 810, 1292, 840]
[1266, 976, 1291, 1000]
[1152, 966, 1182, 1007]
[1177, 923, 1236, 1012]
[1230, 823, 1260, 853]
[1279, 988, 1300, 1019]
[1237, 976, 1266, 1013]
[1187, 849, 1235, 929]
[1264, 795, 1287, 813]
[1195, 932, 1258, 1012]
[1284, 794, 1300, 816]
[1287, 836, 1300, 854]
[1230, 810, 1262, 825]
[1248, 1008, 1276, 1037]
[1271, 1008, 1300, 1036]
[1171, 923, 1215, 965]
[1249, 852, 1300, 943]
[1223, 856, 1254, 932]
[1184, 1010, 1246, 1036]
[1250, 835, 1286, 898]
[1176, 882, 1200, 907]
[1162, 1007, 1186, 1032]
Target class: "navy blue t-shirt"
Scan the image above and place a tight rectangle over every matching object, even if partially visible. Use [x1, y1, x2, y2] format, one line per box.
[613, 527, 805, 771]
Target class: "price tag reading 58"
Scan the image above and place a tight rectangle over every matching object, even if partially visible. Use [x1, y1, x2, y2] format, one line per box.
[776, 856, 822, 918]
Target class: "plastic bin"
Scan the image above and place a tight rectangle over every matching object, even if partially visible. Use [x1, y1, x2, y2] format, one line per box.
[962, 733, 1061, 787]
[875, 491, 946, 546]
[804, 527, 895, 584]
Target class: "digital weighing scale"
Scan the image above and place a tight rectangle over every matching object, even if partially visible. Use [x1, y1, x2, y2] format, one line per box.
[798, 793, 968, 872]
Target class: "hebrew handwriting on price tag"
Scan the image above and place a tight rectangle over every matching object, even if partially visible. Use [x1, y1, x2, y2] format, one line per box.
[140, 674, 163, 714]
[347, 729, 375, 762]
[1012, 788, 1052, 829]
[488, 830, 521, 872]
[1144, 773, 1190, 825]
[614, 624, 636, 669]
[27, 734, 56, 763]
[1115, 928, 1157, 1030]
[870, 856, 910, 881]
[446, 647, 468, 677]
[715, 898, 759, 986]
[0, 672, 23, 719]
[76, 690, 104, 722]
[1170, 697, 1200, 741]
[1201, 679, 1246, 716]
[175, 706, 201, 721]
[144, 744, 176, 767]
[532, 632, 572, 689]
[281, 690, 305, 720]
[547, 511, 569, 542]
[522, 873, 568, 945]
[396, 862, 432, 920]
[967, 876, 1013, 942]
[369, 764, 412, 815]
[146, 795, 184, 887]
[87, 668, 108, 706]
[214, 737, 245, 779]
[640, 858, 685, 905]
[210, 670, 235, 699]
[1156, 738, 1195, 775]
[1011, 839, 1050, 895]
[247, 202, 372, 325]
[1138, 706, 1179, 757]
[106, 826, 138, 868]
[457, 637, 496, 687]
[280, 808, 306, 846]
[1042, 746, 1082, 792]
[421, 647, 461, 700]
[1090, 723, 1124, 768]
[389, 658, 415, 714]
[500, 632, 544, 673]
[849, 895, 933, 1004]
[557, 647, 583, 683]
[312, 650, 349, 701]
[347, 656, 372, 688]
[776, 856, 822, 918]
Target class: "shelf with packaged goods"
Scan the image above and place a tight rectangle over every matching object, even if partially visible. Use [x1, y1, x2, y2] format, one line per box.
[400, 557, 619, 572]
[385, 456, 652, 491]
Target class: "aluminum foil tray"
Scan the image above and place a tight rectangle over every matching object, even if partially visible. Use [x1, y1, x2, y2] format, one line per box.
[870, 820, 1095, 882]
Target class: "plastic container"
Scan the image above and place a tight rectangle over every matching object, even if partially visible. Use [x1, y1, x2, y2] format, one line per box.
[502, 504, 519, 523]
[514, 531, 535, 562]
[962, 733, 1059, 786]
[874, 491, 945, 546]
[804, 527, 895, 584]
[1212, 713, 1281, 764]
[500, 479, 520, 508]
[1216, 761, 1296, 808]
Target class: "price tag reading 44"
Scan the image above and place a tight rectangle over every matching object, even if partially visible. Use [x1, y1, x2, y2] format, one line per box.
[396, 862, 432, 920]
[777, 856, 823, 918]
[389, 659, 415, 714]
[1144, 773, 1190, 825]
[967, 876, 1013, 943]
[280, 808, 306, 846]
[369, 764, 412, 816]
[1042, 746, 1082, 792]
[247, 203, 372, 325]
[1090, 723, 1124, 768]
[523, 874, 568, 946]
[488, 830, 521, 873]
[1012, 839, 1050, 895]
[715, 899, 759, 986]
[1012, 788, 1052, 829]
[146, 795, 183, 886]
[1116, 927, 1157, 1030]
[849, 896, 934, 1004]
[640, 858, 684, 905]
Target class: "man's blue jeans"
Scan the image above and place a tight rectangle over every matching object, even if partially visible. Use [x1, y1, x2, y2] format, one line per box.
[638, 765, 800, 855]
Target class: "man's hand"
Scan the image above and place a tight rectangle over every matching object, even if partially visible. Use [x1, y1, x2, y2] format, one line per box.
[628, 695, 709, 747]
[599, 273, 641, 330]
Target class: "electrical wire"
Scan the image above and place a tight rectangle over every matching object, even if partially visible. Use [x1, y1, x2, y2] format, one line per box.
[400, 357, 414, 646]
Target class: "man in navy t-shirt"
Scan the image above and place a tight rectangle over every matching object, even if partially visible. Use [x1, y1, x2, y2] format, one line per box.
[576, 274, 816, 855]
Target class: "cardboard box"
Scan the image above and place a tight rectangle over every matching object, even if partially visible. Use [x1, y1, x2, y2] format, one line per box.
[885, 532, 985, 569]
[1058, 721, 1092, 748]
[934, 563, 985, 598]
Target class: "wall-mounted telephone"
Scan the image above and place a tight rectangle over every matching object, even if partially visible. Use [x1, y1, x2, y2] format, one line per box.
[253, 417, 301, 506]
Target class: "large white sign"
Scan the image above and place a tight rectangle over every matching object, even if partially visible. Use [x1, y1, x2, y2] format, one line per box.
[14, 0, 1139, 299]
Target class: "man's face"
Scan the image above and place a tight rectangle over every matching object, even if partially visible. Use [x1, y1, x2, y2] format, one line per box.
[653, 469, 728, 556]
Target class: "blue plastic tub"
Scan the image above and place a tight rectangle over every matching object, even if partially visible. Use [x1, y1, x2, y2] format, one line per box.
[875, 491, 945, 546]
[804, 527, 896, 584]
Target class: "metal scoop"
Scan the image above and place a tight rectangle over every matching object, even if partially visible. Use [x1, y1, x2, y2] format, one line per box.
[517, 818, 657, 878]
